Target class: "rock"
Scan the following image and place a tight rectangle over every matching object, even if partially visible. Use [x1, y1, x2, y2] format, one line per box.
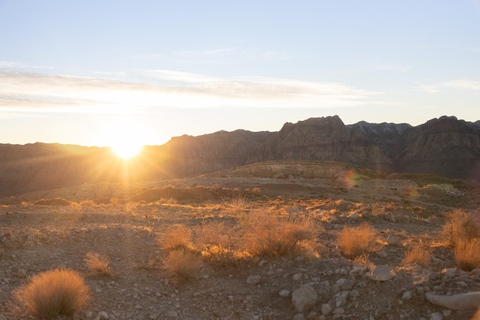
[17, 269, 26, 278]
[246, 275, 261, 284]
[368, 265, 392, 281]
[165, 310, 178, 318]
[387, 236, 401, 246]
[0, 313, 6, 320]
[402, 291, 412, 300]
[321, 303, 333, 315]
[348, 212, 360, 220]
[442, 310, 451, 317]
[442, 268, 457, 278]
[292, 313, 304, 320]
[430, 312, 443, 320]
[279, 289, 291, 297]
[426, 292, 480, 310]
[95, 311, 109, 320]
[292, 284, 318, 313]
[293, 273, 303, 281]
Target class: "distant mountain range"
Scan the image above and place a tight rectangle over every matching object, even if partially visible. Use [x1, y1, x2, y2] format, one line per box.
[1, 115, 479, 196]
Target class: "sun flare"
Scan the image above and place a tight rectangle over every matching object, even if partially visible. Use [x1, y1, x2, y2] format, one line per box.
[101, 118, 146, 159]
[111, 142, 143, 159]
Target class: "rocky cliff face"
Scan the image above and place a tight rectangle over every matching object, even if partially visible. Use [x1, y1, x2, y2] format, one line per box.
[0, 115, 479, 196]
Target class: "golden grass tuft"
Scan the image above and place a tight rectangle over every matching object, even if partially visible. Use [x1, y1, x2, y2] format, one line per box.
[158, 225, 193, 251]
[14, 268, 89, 319]
[454, 239, 480, 271]
[194, 222, 250, 266]
[162, 249, 203, 283]
[84, 252, 111, 276]
[442, 209, 480, 247]
[242, 209, 318, 257]
[337, 223, 378, 258]
[404, 246, 431, 268]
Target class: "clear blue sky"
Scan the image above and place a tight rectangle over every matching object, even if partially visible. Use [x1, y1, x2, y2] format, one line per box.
[0, 0, 479, 146]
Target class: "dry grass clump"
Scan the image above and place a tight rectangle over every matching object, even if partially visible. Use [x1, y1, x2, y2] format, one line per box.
[454, 239, 480, 271]
[338, 223, 378, 258]
[33, 198, 72, 206]
[14, 269, 89, 319]
[84, 252, 111, 276]
[195, 222, 249, 266]
[404, 246, 431, 268]
[442, 209, 480, 247]
[162, 250, 203, 283]
[158, 225, 193, 251]
[242, 209, 318, 257]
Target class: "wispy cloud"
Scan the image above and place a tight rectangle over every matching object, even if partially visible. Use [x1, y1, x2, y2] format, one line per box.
[0, 70, 384, 113]
[417, 79, 480, 93]
[370, 64, 411, 73]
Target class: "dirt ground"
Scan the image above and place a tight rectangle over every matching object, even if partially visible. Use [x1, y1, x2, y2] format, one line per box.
[1, 162, 480, 320]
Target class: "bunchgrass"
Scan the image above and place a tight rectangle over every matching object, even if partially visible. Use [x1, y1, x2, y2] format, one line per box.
[337, 223, 378, 258]
[14, 269, 89, 319]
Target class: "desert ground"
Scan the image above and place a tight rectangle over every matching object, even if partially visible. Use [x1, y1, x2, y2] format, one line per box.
[0, 161, 479, 320]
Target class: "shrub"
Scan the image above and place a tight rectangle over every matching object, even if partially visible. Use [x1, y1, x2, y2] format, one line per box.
[194, 222, 249, 266]
[338, 223, 378, 258]
[242, 209, 318, 257]
[454, 239, 480, 271]
[158, 225, 193, 251]
[404, 246, 431, 268]
[162, 250, 203, 283]
[442, 209, 480, 247]
[14, 269, 89, 319]
[84, 252, 111, 276]
[33, 198, 72, 206]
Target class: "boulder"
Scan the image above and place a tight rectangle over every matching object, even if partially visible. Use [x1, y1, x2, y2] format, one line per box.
[292, 284, 318, 313]
[426, 292, 480, 310]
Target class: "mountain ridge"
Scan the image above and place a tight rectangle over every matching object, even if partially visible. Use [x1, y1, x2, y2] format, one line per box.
[0, 115, 479, 196]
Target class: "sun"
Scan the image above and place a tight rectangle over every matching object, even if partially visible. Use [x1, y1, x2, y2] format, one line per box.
[101, 118, 146, 159]
[111, 141, 143, 159]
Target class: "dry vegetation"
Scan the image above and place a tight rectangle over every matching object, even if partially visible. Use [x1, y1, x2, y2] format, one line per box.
[337, 223, 378, 258]
[1, 167, 480, 320]
[14, 269, 89, 319]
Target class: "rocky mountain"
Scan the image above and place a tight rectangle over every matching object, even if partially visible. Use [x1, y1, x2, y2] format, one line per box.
[0, 115, 479, 196]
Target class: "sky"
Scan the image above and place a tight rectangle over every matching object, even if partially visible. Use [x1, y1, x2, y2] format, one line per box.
[0, 0, 479, 147]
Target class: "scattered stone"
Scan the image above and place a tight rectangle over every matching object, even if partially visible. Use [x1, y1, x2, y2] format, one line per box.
[292, 284, 318, 313]
[247, 275, 261, 284]
[279, 289, 291, 297]
[165, 310, 178, 318]
[95, 311, 109, 320]
[442, 310, 451, 317]
[321, 303, 333, 315]
[348, 212, 360, 220]
[426, 292, 480, 310]
[402, 291, 412, 300]
[259, 260, 268, 267]
[17, 269, 26, 278]
[387, 236, 401, 246]
[442, 268, 456, 278]
[430, 312, 443, 320]
[0, 313, 6, 320]
[293, 273, 303, 281]
[333, 307, 344, 314]
[292, 313, 304, 320]
[368, 265, 392, 281]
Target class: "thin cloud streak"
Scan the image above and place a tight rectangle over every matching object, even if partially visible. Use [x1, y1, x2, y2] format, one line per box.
[417, 79, 480, 93]
[0, 70, 385, 113]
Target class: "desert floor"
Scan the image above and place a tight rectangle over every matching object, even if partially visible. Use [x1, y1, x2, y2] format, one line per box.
[1, 164, 480, 320]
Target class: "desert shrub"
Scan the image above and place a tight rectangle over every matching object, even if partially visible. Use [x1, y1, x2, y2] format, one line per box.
[404, 246, 431, 268]
[442, 209, 480, 247]
[84, 252, 111, 276]
[14, 269, 89, 319]
[454, 239, 480, 271]
[33, 198, 72, 206]
[242, 209, 318, 257]
[338, 223, 378, 258]
[158, 225, 193, 251]
[162, 249, 203, 283]
[194, 222, 249, 266]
